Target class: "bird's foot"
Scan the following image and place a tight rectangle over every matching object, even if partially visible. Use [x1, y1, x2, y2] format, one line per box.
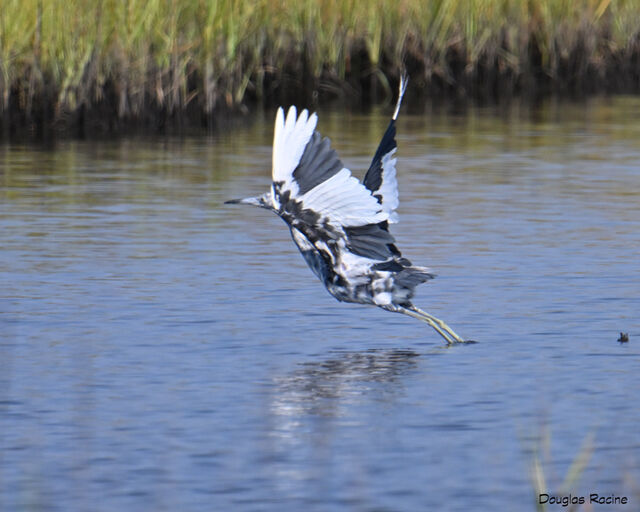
[447, 338, 478, 345]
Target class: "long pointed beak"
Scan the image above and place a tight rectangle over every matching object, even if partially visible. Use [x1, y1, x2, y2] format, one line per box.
[224, 196, 261, 206]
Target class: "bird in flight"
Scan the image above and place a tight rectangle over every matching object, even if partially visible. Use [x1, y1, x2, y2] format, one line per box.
[226, 76, 470, 344]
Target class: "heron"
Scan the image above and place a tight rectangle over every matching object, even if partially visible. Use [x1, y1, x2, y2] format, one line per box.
[226, 76, 470, 344]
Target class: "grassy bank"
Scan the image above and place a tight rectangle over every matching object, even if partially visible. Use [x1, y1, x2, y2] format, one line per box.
[1, 0, 639, 135]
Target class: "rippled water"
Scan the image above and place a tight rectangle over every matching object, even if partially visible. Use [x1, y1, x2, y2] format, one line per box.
[2, 97, 640, 511]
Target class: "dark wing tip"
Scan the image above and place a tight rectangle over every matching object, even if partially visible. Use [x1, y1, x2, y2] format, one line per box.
[363, 121, 396, 194]
[363, 75, 407, 194]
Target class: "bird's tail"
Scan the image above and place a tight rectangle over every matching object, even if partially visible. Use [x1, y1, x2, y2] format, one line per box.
[393, 266, 434, 300]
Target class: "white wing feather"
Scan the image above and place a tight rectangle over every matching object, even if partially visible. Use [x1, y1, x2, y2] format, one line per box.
[378, 149, 399, 223]
[300, 169, 387, 227]
[272, 106, 318, 197]
[272, 105, 388, 228]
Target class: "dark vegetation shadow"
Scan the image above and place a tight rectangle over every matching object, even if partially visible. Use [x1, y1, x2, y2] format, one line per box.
[3, 2, 640, 140]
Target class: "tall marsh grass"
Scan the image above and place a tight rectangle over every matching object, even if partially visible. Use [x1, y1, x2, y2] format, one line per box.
[1, 0, 639, 133]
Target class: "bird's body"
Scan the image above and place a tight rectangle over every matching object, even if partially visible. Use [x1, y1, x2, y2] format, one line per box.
[289, 222, 431, 308]
[226, 76, 468, 344]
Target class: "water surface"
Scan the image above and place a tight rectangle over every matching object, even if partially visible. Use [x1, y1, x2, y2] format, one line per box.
[1, 97, 640, 511]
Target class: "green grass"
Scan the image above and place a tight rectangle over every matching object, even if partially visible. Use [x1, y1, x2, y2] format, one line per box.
[529, 427, 595, 511]
[1, 0, 639, 132]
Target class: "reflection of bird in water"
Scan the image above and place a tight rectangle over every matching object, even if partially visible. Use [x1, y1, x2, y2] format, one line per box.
[271, 349, 421, 417]
[226, 76, 470, 344]
[265, 349, 424, 498]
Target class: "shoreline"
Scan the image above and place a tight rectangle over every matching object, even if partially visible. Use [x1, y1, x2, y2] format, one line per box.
[1, 1, 639, 139]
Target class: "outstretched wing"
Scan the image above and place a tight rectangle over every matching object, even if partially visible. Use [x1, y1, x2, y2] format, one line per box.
[271, 106, 386, 229]
[363, 75, 408, 224]
[267, 81, 432, 301]
[271, 103, 411, 265]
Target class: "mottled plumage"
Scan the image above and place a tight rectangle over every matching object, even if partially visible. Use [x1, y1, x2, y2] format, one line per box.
[226, 76, 468, 344]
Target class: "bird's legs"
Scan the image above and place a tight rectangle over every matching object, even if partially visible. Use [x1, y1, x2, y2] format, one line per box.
[409, 305, 469, 343]
[386, 304, 468, 345]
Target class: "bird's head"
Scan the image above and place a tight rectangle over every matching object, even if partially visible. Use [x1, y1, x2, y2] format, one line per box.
[224, 190, 274, 210]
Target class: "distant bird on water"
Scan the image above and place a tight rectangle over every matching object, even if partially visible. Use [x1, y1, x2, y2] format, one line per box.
[226, 76, 469, 344]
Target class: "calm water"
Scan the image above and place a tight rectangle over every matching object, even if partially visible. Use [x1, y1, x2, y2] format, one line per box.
[1, 97, 640, 511]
